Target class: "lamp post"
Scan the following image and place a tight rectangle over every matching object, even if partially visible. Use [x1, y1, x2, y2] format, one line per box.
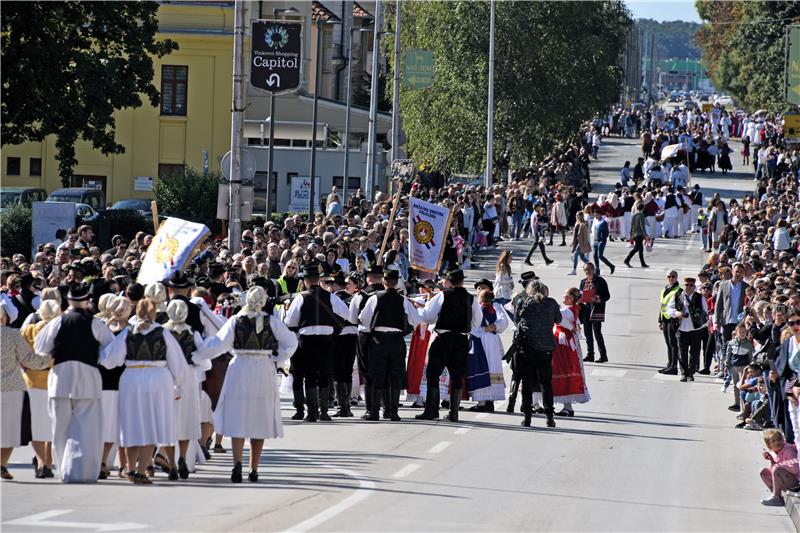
[365, 0, 383, 205]
[343, 26, 373, 206]
[228, 0, 246, 252]
[309, 14, 341, 215]
[390, 0, 402, 165]
[485, 0, 495, 189]
[265, 6, 300, 219]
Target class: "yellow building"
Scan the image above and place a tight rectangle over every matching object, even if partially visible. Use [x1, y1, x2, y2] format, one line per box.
[1, 1, 236, 204]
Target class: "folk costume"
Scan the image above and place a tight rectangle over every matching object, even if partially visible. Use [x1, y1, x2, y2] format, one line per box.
[332, 273, 358, 417]
[548, 305, 591, 411]
[467, 300, 509, 406]
[348, 266, 384, 419]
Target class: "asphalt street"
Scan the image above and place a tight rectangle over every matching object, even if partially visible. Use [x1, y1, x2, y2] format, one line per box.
[2, 134, 793, 532]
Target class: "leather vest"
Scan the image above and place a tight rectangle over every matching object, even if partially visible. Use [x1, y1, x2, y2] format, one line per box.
[233, 315, 277, 353]
[298, 286, 336, 328]
[125, 326, 167, 362]
[435, 287, 473, 333]
[53, 309, 100, 367]
[371, 289, 406, 330]
[170, 329, 196, 365]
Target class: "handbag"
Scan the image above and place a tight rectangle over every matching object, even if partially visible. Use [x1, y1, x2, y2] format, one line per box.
[752, 339, 773, 366]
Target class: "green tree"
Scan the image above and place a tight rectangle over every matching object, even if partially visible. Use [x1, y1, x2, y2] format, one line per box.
[636, 19, 701, 60]
[0, 204, 32, 258]
[390, 1, 631, 174]
[154, 167, 222, 234]
[1, 1, 178, 186]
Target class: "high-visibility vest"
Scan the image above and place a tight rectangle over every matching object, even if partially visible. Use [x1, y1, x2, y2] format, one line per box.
[660, 284, 681, 320]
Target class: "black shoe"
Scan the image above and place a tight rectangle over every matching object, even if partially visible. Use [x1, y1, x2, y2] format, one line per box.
[533, 406, 546, 414]
[178, 457, 189, 480]
[583, 355, 595, 362]
[36, 468, 48, 479]
[231, 462, 243, 483]
[697, 369, 711, 375]
[505, 402, 515, 413]
[641, 264, 650, 268]
[41, 465, 54, 478]
[213, 444, 226, 454]
[201, 445, 212, 461]
[735, 422, 746, 429]
[303, 413, 319, 422]
[662, 368, 678, 375]
[319, 412, 332, 422]
[687, 375, 695, 382]
[168, 468, 179, 481]
[415, 409, 439, 420]
[98, 463, 109, 480]
[524, 259, 533, 266]
[727, 405, 740, 412]
[596, 356, 608, 363]
[248, 470, 259, 483]
[291, 411, 305, 421]
[390, 413, 401, 422]
[545, 259, 554, 266]
[680, 376, 688, 382]
[546, 416, 556, 428]
[624, 260, 632, 268]
[555, 408, 575, 417]
[364, 411, 380, 421]
[521, 416, 531, 428]
[609, 265, 615, 275]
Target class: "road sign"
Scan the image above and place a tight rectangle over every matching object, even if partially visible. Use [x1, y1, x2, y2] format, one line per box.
[785, 113, 800, 144]
[251, 21, 302, 93]
[786, 26, 800, 105]
[404, 49, 433, 90]
[221, 149, 257, 181]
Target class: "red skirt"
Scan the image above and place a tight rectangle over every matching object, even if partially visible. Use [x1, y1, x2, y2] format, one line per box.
[406, 326, 430, 395]
[550, 328, 587, 399]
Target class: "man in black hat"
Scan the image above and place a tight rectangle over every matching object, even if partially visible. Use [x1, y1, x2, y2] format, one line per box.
[358, 268, 420, 421]
[208, 263, 228, 301]
[348, 264, 385, 419]
[503, 270, 537, 413]
[416, 268, 482, 421]
[285, 262, 350, 422]
[330, 271, 358, 417]
[164, 270, 219, 337]
[34, 282, 115, 482]
[474, 278, 494, 293]
[8, 272, 40, 328]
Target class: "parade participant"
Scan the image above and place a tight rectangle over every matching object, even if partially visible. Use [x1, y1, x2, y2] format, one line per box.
[658, 270, 681, 375]
[493, 251, 514, 307]
[100, 299, 188, 484]
[505, 271, 537, 413]
[666, 277, 708, 382]
[144, 282, 169, 324]
[580, 263, 611, 363]
[332, 272, 359, 417]
[591, 208, 615, 276]
[358, 268, 420, 421]
[162, 299, 205, 480]
[406, 280, 437, 406]
[551, 288, 590, 417]
[1, 299, 52, 481]
[466, 289, 509, 412]
[192, 286, 297, 483]
[34, 282, 116, 483]
[99, 296, 131, 479]
[285, 263, 350, 422]
[416, 268, 482, 422]
[8, 272, 40, 328]
[348, 265, 385, 420]
[568, 211, 592, 276]
[515, 280, 562, 428]
[623, 202, 650, 268]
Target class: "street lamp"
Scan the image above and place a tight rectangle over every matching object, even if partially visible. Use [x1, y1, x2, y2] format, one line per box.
[309, 13, 341, 215]
[265, 6, 300, 219]
[342, 25, 373, 206]
[365, 28, 395, 199]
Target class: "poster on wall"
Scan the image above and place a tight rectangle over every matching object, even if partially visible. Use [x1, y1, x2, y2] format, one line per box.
[289, 176, 320, 213]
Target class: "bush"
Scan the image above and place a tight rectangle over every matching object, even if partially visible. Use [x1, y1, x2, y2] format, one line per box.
[154, 166, 222, 234]
[0, 204, 32, 258]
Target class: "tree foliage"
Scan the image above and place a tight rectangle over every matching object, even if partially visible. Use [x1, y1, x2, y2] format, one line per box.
[0, 204, 32, 258]
[390, 1, 631, 174]
[1, 1, 178, 186]
[695, 0, 800, 111]
[154, 167, 222, 234]
[636, 19, 701, 60]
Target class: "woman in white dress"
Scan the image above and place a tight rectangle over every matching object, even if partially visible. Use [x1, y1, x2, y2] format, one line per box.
[101, 298, 187, 484]
[192, 286, 298, 483]
[467, 289, 509, 412]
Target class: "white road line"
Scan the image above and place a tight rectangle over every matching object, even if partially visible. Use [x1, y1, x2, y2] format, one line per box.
[281, 454, 376, 533]
[454, 427, 471, 435]
[475, 412, 490, 419]
[428, 441, 452, 454]
[4, 510, 147, 531]
[591, 369, 627, 378]
[391, 463, 422, 479]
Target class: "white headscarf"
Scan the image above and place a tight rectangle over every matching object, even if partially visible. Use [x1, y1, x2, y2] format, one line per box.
[238, 286, 267, 334]
[164, 299, 192, 334]
[144, 282, 168, 310]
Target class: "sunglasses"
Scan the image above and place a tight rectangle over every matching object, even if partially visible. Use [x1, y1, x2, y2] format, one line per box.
[789, 320, 800, 327]
[685, 283, 695, 287]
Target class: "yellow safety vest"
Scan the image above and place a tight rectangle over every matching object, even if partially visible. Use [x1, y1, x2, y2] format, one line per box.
[660, 284, 680, 320]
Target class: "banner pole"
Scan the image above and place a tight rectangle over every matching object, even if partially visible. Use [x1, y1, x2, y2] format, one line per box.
[376, 178, 403, 266]
[151, 200, 160, 233]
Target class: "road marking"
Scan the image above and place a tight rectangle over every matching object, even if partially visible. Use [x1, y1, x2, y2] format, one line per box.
[591, 369, 627, 378]
[454, 427, 471, 435]
[428, 441, 452, 454]
[4, 510, 146, 531]
[391, 463, 422, 479]
[281, 454, 376, 533]
[475, 412, 490, 419]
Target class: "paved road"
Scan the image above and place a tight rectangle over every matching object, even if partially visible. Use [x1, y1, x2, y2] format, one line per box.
[2, 136, 792, 532]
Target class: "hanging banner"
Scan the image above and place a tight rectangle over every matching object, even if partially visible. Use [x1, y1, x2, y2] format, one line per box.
[408, 197, 453, 273]
[137, 217, 210, 285]
[289, 176, 320, 213]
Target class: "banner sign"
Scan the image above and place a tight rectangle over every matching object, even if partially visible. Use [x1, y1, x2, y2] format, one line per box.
[289, 176, 320, 213]
[251, 21, 302, 93]
[137, 217, 210, 285]
[31, 202, 76, 257]
[408, 197, 453, 273]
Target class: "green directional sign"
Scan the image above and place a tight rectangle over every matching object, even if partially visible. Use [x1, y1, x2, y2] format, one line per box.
[787, 26, 800, 105]
[404, 49, 434, 90]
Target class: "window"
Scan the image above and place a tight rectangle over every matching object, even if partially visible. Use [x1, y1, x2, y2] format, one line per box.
[29, 158, 42, 176]
[348, 177, 361, 191]
[158, 164, 185, 180]
[161, 65, 188, 116]
[332, 176, 343, 189]
[287, 172, 298, 186]
[6, 157, 20, 175]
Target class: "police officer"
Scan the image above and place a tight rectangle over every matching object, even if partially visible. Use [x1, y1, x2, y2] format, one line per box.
[330, 271, 359, 417]
[658, 270, 681, 375]
[349, 265, 385, 419]
[285, 262, 350, 422]
[416, 268, 482, 422]
[358, 268, 420, 421]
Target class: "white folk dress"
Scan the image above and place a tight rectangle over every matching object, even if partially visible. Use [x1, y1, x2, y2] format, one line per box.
[468, 303, 509, 401]
[192, 313, 297, 440]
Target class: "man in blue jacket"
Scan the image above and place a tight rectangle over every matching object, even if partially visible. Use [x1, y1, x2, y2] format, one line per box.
[591, 208, 615, 276]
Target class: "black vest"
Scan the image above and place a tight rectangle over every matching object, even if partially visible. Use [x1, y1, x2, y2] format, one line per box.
[358, 283, 384, 313]
[9, 291, 36, 328]
[371, 289, 406, 330]
[172, 295, 204, 335]
[170, 329, 196, 365]
[664, 194, 677, 209]
[676, 290, 707, 329]
[125, 326, 167, 362]
[233, 315, 277, 352]
[53, 309, 100, 367]
[335, 290, 356, 326]
[435, 287, 473, 333]
[298, 286, 336, 328]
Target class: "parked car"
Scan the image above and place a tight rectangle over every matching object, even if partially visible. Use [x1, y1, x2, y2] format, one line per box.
[699, 94, 710, 102]
[0, 187, 48, 211]
[715, 95, 734, 106]
[74, 203, 100, 223]
[110, 198, 154, 219]
[47, 187, 106, 210]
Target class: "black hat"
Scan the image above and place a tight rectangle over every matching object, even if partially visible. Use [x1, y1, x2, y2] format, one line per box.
[383, 268, 400, 281]
[163, 270, 194, 288]
[209, 262, 225, 278]
[518, 271, 538, 286]
[365, 264, 383, 276]
[445, 268, 464, 282]
[249, 275, 270, 288]
[474, 278, 493, 291]
[329, 271, 347, 286]
[66, 263, 85, 275]
[66, 282, 91, 301]
[301, 262, 321, 279]
[20, 272, 34, 288]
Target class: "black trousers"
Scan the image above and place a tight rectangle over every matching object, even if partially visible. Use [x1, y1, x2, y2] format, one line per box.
[517, 351, 554, 415]
[583, 320, 606, 359]
[291, 334, 334, 388]
[662, 320, 679, 369]
[425, 332, 469, 385]
[624, 235, 646, 265]
[356, 332, 371, 385]
[368, 332, 407, 390]
[701, 328, 713, 371]
[483, 219, 495, 246]
[721, 323, 737, 345]
[334, 334, 358, 383]
[676, 328, 702, 377]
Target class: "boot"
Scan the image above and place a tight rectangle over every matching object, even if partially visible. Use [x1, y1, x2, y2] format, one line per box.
[445, 388, 462, 422]
[415, 387, 440, 420]
[382, 388, 391, 419]
[546, 408, 556, 428]
[304, 385, 319, 422]
[318, 387, 332, 421]
[365, 387, 381, 421]
[334, 382, 349, 417]
[389, 387, 402, 421]
[344, 382, 355, 416]
[506, 379, 519, 413]
[292, 378, 305, 420]
[521, 397, 532, 427]
[361, 382, 373, 420]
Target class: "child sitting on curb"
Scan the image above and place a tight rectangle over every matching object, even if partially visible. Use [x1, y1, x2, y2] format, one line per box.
[760, 428, 800, 506]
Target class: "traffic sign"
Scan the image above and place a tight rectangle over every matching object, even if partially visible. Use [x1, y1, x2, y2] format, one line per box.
[786, 26, 800, 105]
[251, 21, 302, 93]
[404, 49, 434, 90]
[221, 149, 257, 181]
[785, 113, 800, 144]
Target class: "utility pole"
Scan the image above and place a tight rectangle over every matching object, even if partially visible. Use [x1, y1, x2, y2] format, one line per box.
[227, 0, 245, 252]
[390, 0, 401, 165]
[366, 0, 383, 203]
[484, 0, 495, 189]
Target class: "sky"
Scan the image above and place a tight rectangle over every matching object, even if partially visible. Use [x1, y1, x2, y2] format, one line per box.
[625, 0, 702, 23]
